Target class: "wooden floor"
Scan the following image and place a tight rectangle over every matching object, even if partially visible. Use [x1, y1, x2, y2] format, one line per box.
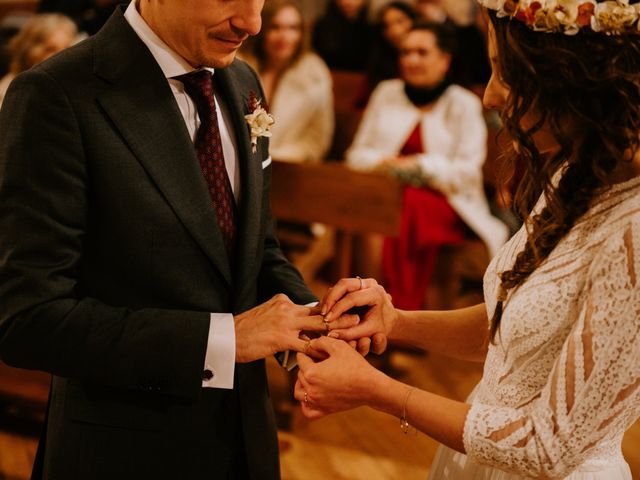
[1, 349, 639, 479]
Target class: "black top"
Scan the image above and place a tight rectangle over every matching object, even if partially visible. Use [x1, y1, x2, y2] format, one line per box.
[312, 1, 374, 72]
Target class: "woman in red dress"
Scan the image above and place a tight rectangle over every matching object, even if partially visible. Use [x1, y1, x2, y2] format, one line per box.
[346, 22, 508, 310]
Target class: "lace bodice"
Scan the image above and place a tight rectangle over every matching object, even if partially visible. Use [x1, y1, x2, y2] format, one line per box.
[463, 176, 640, 478]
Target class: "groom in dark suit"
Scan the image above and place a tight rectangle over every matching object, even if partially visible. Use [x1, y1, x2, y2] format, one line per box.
[0, 1, 327, 478]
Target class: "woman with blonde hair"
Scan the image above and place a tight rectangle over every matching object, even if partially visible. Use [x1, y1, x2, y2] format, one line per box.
[295, 1, 640, 478]
[0, 13, 77, 107]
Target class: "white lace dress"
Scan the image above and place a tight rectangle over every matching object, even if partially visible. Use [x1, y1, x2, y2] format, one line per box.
[428, 176, 640, 479]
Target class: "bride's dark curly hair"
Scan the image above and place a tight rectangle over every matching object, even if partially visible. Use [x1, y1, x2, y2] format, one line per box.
[489, 8, 640, 341]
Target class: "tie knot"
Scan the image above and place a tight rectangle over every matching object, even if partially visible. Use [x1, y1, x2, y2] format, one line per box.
[176, 70, 215, 111]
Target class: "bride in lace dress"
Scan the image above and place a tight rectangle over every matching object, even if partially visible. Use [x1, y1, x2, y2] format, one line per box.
[292, 1, 640, 479]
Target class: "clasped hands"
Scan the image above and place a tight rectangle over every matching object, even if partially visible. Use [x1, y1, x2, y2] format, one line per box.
[299, 277, 397, 419]
[234, 277, 392, 363]
[234, 277, 396, 418]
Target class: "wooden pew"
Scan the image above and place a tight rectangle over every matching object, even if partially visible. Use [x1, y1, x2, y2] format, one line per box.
[271, 160, 403, 279]
[327, 70, 366, 160]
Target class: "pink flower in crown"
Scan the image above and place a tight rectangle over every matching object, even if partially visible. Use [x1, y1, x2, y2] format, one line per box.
[577, 1, 596, 26]
[245, 90, 275, 154]
[516, 1, 543, 25]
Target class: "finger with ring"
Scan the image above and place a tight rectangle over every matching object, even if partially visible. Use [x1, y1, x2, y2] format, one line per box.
[304, 392, 308, 404]
[356, 275, 364, 290]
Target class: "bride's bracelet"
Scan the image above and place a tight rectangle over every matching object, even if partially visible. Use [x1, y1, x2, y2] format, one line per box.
[400, 386, 415, 434]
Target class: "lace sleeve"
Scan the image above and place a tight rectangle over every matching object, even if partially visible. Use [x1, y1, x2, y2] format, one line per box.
[463, 221, 640, 478]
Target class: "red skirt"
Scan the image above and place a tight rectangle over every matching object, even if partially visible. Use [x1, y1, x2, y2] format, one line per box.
[382, 186, 465, 310]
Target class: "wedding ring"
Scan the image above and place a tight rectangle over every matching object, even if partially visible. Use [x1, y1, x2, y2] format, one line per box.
[356, 275, 364, 290]
[304, 392, 308, 404]
[303, 340, 311, 354]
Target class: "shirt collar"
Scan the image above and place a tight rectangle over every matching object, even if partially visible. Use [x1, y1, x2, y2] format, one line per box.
[124, 0, 214, 79]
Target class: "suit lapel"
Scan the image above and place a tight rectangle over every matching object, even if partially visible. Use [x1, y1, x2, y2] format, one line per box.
[92, 10, 232, 286]
[214, 68, 263, 290]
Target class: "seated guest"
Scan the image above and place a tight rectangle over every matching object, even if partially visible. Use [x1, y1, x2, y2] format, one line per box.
[0, 13, 77, 107]
[357, 1, 417, 108]
[38, 0, 119, 35]
[312, 0, 374, 72]
[242, 0, 334, 163]
[346, 22, 508, 310]
[414, 0, 490, 89]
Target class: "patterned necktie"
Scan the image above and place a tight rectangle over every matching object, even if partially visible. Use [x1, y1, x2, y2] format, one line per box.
[177, 70, 237, 257]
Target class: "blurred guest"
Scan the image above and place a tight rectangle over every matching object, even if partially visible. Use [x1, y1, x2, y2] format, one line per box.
[346, 22, 507, 310]
[312, 0, 374, 72]
[357, 1, 417, 108]
[0, 14, 27, 78]
[442, 0, 477, 26]
[414, 0, 490, 89]
[38, 0, 119, 35]
[414, 0, 447, 23]
[243, 0, 334, 162]
[0, 13, 77, 106]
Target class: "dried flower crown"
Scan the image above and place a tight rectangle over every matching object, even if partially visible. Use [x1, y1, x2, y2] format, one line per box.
[479, 0, 640, 35]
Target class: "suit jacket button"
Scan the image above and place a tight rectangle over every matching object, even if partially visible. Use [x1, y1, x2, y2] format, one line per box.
[202, 369, 214, 381]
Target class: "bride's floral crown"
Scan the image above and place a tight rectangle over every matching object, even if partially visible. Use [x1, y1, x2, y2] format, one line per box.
[478, 0, 640, 35]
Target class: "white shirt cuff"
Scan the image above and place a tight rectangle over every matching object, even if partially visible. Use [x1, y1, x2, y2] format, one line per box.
[202, 313, 235, 389]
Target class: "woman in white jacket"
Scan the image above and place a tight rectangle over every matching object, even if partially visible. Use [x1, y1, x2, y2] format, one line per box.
[241, 0, 334, 163]
[347, 22, 508, 309]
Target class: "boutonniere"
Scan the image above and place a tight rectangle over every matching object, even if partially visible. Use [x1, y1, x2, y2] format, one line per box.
[245, 91, 275, 154]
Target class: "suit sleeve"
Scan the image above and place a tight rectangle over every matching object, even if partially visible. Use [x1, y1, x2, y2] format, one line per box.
[0, 67, 209, 400]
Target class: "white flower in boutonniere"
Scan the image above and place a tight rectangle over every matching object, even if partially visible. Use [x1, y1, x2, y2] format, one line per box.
[245, 91, 275, 154]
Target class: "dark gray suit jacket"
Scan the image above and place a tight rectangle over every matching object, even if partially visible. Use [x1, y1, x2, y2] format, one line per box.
[0, 7, 314, 479]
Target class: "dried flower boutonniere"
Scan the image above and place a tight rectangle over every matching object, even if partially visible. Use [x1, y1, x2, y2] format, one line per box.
[245, 91, 275, 154]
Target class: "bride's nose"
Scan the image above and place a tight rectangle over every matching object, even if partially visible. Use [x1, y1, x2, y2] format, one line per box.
[483, 72, 508, 112]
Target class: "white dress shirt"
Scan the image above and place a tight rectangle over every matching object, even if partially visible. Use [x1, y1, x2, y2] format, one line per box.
[125, 1, 237, 389]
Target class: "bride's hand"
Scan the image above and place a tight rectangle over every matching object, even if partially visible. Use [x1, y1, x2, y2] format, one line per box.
[294, 337, 383, 419]
[321, 277, 397, 351]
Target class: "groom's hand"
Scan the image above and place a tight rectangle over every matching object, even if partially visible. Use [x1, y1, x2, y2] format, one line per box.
[234, 294, 326, 363]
